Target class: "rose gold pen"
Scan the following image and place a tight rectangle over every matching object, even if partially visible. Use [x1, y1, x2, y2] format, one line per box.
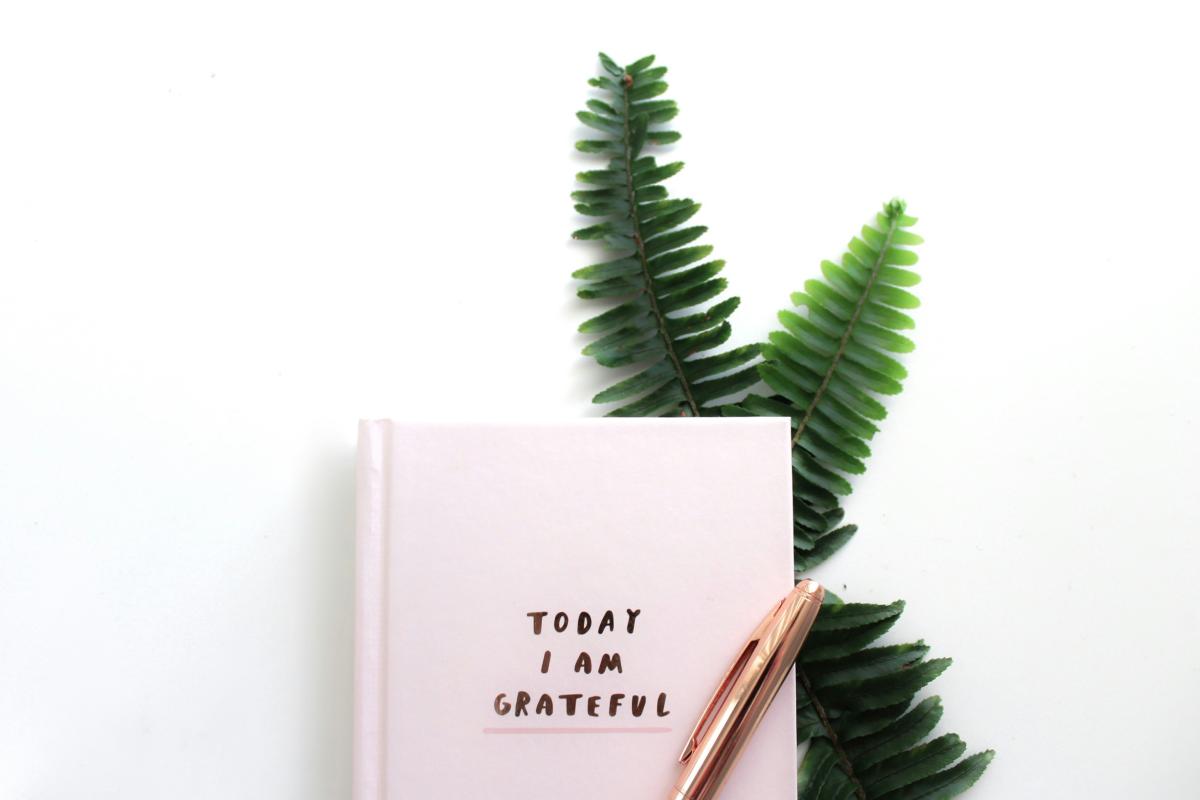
[669, 579, 825, 800]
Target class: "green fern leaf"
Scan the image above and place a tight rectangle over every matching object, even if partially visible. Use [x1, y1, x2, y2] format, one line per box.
[745, 201, 924, 570]
[572, 53, 760, 416]
[797, 595, 994, 800]
[571, 54, 990, 799]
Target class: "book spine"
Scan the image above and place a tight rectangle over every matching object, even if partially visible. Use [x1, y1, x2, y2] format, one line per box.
[354, 420, 389, 800]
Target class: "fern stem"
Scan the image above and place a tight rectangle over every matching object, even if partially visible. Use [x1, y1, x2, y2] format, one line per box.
[797, 666, 867, 800]
[619, 72, 701, 416]
[790, 212, 900, 447]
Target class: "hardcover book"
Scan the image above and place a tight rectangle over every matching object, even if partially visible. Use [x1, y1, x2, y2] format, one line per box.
[354, 419, 795, 799]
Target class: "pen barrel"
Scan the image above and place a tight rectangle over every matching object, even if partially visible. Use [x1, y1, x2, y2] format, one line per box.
[673, 658, 793, 800]
[671, 583, 823, 800]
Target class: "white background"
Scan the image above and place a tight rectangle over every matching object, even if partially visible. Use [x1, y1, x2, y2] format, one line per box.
[2, 2, 1198, 798]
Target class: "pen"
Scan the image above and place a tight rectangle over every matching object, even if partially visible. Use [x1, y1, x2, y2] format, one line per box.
[669, 579, 825, 800]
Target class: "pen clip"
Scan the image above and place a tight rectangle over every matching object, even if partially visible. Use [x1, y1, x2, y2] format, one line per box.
[678, 636, 760, 764]
[678, 594, 791, 764]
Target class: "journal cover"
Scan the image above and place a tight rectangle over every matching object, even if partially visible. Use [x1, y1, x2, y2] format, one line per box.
[354, 419, 795, 799]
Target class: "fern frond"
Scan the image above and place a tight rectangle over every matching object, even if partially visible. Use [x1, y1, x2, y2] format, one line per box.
[742, 201, 923, 569]
[570, 54, 989, 798]
[796, 595, 994, 800]
[572, 53, 760, 416]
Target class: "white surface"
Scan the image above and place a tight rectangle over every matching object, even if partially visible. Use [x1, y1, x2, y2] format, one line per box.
[1, 2, 1198, 798]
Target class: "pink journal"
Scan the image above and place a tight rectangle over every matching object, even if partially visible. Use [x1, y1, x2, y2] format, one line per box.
[355, 419, 796, 799]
